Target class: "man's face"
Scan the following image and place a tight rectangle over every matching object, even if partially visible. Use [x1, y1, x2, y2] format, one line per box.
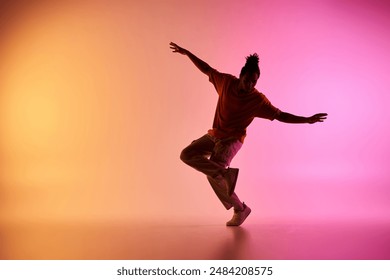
[239, 72, 259, 93]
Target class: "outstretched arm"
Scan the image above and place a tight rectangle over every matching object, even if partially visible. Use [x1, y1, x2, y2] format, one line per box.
[169, 42, 212, 76]
[276, 112, 327, 124]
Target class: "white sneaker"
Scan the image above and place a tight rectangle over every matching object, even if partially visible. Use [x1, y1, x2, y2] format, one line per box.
[226, 203, 251, 226]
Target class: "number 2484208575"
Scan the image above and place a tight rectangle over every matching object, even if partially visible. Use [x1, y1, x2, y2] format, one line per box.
[209, 266, 273, 276]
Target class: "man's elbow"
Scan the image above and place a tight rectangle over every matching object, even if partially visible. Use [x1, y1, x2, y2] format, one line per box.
[202, 65, 212, 76]
[275, 111, 287, 122]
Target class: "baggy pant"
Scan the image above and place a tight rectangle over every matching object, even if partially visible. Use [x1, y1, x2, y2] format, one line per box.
[180, 134, 243, 210]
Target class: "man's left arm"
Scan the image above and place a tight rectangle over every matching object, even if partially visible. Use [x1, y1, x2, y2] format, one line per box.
[276, 111, 328, 124]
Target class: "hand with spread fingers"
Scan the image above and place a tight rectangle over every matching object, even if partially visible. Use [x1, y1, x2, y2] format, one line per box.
[170, 42, 187, 55]
[308, 113, 328, 124]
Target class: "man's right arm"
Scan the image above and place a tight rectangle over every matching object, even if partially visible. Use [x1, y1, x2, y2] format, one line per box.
[170, 42, 212, 76]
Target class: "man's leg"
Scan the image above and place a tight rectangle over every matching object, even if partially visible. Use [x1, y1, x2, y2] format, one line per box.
[181, 135, 251, 225]
[209, 138, 251, 226]
[208, 138, 245, 211]
[180, 134, 226, 179]
[181, 135, 237, 205]
[207, 176, 243, 210]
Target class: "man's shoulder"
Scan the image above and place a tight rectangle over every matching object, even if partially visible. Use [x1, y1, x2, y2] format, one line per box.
[250, 89, 273, 105]
[210, 68, 237, 79]
[209, 69, 238, 88]
[252, 89, 266, 99]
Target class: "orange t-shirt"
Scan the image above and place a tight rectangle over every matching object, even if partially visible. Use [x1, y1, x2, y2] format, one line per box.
[208, 68, 280, 142]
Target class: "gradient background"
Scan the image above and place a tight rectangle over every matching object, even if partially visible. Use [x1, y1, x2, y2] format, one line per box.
[0, 0, 390, 258]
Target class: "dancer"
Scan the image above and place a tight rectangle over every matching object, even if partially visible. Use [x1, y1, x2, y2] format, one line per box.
[170, 42, 327, 226]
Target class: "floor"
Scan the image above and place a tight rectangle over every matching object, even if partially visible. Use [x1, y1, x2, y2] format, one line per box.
[1, 219, 390, 260]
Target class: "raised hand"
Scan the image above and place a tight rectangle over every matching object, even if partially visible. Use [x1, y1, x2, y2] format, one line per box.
[170, 42, 187, 55]
[307, 113, 328, 124]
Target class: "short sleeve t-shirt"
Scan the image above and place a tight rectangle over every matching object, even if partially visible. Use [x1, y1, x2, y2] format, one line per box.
[208, 68, 280, 142]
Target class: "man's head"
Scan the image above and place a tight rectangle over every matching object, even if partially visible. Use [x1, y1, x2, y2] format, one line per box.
[238, 53, 260, 93]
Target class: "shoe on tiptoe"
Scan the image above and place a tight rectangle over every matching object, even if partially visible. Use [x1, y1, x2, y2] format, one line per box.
[224, 167, 239, 196]
[226, 203, 251, 226]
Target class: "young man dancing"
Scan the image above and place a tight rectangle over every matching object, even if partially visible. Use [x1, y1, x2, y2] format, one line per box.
[170, 42, 327, 226]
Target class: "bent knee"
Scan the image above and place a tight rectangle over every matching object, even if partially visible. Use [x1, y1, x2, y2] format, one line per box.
[180, 148, 191, 163]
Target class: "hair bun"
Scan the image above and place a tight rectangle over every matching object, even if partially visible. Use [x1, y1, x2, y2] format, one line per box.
[245, 53, 259, 66]
[240, 53, 260, 77]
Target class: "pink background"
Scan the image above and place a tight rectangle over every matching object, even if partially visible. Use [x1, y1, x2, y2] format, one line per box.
[1, 0, 389, 236]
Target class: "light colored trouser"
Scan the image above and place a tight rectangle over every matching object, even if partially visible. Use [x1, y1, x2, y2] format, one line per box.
[180, 134, 243, 210]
